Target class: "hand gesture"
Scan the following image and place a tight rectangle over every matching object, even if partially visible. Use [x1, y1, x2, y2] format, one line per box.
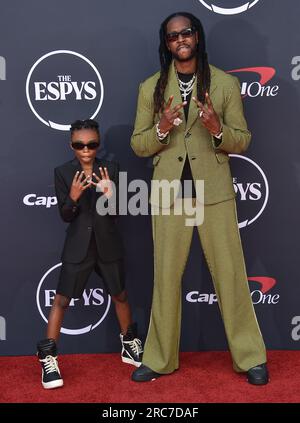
[158, 95, 187, 133]
[193, 93, 221, 136]
[91, 167, 113, 199]
[69, 171, 92, 202]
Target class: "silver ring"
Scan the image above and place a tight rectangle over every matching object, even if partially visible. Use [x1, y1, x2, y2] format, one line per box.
[199, 110, 204, 118]
[173, 117, 183, 126]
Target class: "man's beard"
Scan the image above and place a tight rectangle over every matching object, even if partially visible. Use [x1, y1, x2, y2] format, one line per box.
[172, 46, 197, 62]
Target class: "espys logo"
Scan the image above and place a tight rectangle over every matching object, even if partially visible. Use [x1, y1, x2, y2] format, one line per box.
[0, 316, 6, 340]
[198, 0, 260, 15]
[186, 276, 279, 305]
[36, 263, 111, 335]
[229, 155, 269, 228]
[228, 67, 279, 98]
[0, 56, 6, 80]
[26, 50, 104, 130]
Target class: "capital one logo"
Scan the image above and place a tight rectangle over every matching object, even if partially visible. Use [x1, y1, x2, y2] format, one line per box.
[248, 276, 279, 305]
[23, 193, 57, 208]
[198, 0, 260, 15]
[36, 263, 111, 335]
[186, 276, 279, 305]
[229, 155, 269, 228]
[228, 67, 279, 98]
[26, 50, 104, 130]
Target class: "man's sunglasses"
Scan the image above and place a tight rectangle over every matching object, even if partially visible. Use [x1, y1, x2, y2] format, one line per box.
[71, 142, 99, 150]
[166, 27, 196, 43]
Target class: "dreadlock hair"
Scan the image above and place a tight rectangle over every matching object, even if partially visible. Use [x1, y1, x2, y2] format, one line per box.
[70, 119, 100, 137]
[154, 12, 211, 114]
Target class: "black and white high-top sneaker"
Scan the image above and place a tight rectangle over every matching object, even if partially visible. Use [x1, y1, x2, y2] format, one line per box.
[120, 323, 143, 367]
[37, 338, 63, 389]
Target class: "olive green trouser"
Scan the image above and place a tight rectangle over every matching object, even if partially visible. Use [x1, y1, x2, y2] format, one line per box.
[142, 198, 266, 374]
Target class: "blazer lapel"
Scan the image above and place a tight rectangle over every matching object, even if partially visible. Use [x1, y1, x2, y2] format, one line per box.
[164, 62, 186, 129]
[186, 65, 218, 132]
[71, 157, 82, 174]
[93, 158, 106, 203]
[93, 159, 101, 180]
[90, 158, 102, 204]
[186, 80, 199, 131]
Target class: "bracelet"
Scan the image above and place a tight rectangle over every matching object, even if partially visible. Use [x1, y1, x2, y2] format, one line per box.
[213, 125, 223, 139]
[156, 122, 169, 141]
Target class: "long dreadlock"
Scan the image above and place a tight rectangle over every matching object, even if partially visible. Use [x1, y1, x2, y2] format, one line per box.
[153, 12, 211, 114]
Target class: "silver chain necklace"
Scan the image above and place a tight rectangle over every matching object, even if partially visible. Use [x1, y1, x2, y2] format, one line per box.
[175, 69, 196, 101]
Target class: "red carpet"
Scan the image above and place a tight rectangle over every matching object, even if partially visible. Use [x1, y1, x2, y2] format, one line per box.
[0, 351, 299, 403]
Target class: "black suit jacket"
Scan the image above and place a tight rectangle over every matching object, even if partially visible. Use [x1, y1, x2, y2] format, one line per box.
[55, 157, 124, 263]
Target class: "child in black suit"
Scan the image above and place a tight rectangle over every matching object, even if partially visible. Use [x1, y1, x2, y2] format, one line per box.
[37, 119, 143, 389]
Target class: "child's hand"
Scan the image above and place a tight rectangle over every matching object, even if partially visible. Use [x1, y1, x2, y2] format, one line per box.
[91, 167, 114, 199]
[69, 171, 92, 202]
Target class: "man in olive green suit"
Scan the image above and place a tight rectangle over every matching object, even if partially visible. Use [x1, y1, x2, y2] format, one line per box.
[131, 12, 269, 385]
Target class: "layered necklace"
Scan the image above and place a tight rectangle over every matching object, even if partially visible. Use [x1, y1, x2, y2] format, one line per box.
[175, 68, 196, 102]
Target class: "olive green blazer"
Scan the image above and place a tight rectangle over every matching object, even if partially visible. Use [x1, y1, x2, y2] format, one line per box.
[131, 63, 251, 205]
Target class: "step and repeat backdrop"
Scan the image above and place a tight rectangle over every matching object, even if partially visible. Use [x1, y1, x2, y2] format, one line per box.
[1, 0, 300, 355]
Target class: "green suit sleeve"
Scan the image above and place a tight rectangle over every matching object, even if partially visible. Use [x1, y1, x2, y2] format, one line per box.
[131, 83, 170, 157]
[213, 76, 252, 154]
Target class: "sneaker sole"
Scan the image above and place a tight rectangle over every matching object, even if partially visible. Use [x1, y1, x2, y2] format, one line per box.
[131, 372, 161, 382]
[247, 378, 269, 385]
[42, 379, 64, 389]
[122, 356, 142, 367]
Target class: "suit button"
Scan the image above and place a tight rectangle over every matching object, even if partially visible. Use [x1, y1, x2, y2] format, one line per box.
[178, 156, 184, 162]
[88, 226, 92, 230]
[185, 132, 191, 139]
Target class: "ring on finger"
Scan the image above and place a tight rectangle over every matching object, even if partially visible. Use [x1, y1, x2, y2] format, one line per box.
[173, 117, 183, 126]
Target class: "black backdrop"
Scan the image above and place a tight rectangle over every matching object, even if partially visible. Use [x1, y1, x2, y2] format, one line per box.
[1, 0, 300, 355]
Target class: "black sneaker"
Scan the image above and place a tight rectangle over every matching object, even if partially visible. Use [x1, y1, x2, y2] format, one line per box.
[247, 363, 269, 385]
[37, 338, 63, 389]
[120, 323, 143, 367]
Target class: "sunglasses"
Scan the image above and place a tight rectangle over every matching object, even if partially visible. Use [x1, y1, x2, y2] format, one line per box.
[71, 142, 99, 150]
[166, 27, 196, 43]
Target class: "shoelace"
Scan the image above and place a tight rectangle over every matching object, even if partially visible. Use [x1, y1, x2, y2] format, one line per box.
[125, 338, 143, 355]
[40, 355, 60, 375]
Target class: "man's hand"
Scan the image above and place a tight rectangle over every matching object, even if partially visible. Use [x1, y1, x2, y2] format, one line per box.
[193, 93, 221, 136]
[158, 95, 187, 133]
[69, 171, 92, 202]
[91, 167, 114, 199]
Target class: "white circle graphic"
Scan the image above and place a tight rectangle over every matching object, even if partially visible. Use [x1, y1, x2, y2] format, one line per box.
[199, 1, 260, 15]
[36, 263, 111, 335]
[26, 50, 104, 131]
[230, 154, 269, 228]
